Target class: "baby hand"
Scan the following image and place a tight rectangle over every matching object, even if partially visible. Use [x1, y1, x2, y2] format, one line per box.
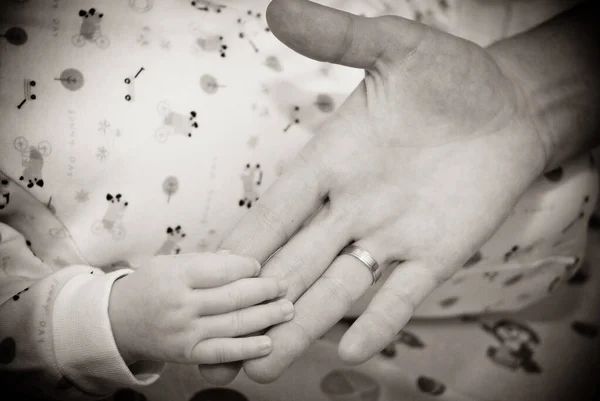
[108, 252, 292, 365]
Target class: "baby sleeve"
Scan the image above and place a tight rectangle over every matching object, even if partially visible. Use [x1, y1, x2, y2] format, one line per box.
[0, 221, 164, 400]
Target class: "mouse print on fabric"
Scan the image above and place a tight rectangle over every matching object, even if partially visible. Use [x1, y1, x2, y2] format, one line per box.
[320, 369, 380, 401]
[0, 175, 11, 210]
[155, 101, 198, 142]
[92, 193, 128, 240]
[482, 319, 542, 374]
[13, 137, 52, 189]
[239, 163, 262, 208]
[380, 330, 426, 358]
[155, 226, 186, 256]
[73, 8, 110, 48]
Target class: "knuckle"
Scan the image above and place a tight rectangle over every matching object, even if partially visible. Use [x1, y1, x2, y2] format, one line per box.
[382, 286, 415, 315]
[376, 14, 428, 65]
[287, 320, 314, 353]
[295, 271, 310, 295]
[414, 260, 447, 289]
[178, 263, 193, 287]
[362, 309, 397, 339]
[297, 151, 327, 190]
[217, 264, 234, 283]
[265, 278, 280, 297]
[319, 274, 354, 310]
[229, 288, 245, 310]
[167, 301, 184, 318]
[324, 205, 350, 231]
[331, 12, 355, 65]
[270, 251, 302, 273]
[231, 311, 245, 336]
[193, 321, 208, 342]
[172, 290, 189, 310]
[213, 345, 226, 364]
[284, 269, 312, 301]
[253, 202, 291, 243]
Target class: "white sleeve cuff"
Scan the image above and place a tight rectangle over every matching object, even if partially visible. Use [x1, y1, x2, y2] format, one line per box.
[53, 268, 165, 395]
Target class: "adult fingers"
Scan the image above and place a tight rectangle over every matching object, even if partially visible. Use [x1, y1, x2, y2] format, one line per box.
[243, 238, 395, 383]
[259, 202, 352, 301]
[266, 0, 427, 71]
[196, 277, 287, 315]
[338, 259, 439, 364]
[192, 336, 273, 364]
[220, 146, 327, 265]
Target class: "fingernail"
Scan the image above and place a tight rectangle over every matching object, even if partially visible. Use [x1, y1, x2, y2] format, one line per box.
[217, 249, 231, 255]
[277, 281, 288, 296]
[280, 300, 294, 320]
[259, 337, 272, 352]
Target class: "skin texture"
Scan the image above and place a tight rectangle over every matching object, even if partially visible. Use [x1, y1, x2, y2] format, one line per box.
[200, 0, 599, 385]
[109, 252, 293, 365]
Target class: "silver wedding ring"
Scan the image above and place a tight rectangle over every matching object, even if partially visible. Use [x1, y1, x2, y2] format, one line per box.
[339, 244, 382, 285]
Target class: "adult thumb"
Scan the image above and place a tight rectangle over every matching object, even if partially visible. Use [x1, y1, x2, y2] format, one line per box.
[266, 0, 426, 71]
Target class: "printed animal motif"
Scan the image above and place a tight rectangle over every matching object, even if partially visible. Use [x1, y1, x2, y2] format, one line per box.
[155, 101, 198, 142]
[482, 319, 542, 374]
[102, 193, 128, 230]
[78, 8, 104, 41]
[92, 193, 128, 240]
[239, 163, 263, 208]
[155, 226, 186, 255]
[13, 137, 51, 189]
[72, 8, 110, 48]
[20, 148, 45, 188]
[0, 178, 10, 209]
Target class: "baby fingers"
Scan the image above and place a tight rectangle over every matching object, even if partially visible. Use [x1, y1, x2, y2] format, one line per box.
[196, 277, 287, 315]
[182, 252, 261, 288]
[191, 336, 274, 364]
[199, 299, 295, 339]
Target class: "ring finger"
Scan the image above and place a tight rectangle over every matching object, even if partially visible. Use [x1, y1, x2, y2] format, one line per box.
[243, 237, 399, 381]
[260, 202, 352, 301]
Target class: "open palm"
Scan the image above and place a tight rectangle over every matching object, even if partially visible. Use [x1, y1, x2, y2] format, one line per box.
[200, 0, 548, 384]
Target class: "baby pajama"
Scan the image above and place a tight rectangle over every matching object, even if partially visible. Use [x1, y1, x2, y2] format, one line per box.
[0, 1, 598, 400]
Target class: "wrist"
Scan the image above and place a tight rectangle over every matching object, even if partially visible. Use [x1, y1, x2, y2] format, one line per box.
[53, 269, 162, 393]
[486, 1, 600, 171]
[108, 275, 138, 366]
[487, 42, 553, 172]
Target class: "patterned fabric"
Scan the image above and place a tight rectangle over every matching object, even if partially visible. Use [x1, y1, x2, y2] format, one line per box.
[0, 1, 598, 400]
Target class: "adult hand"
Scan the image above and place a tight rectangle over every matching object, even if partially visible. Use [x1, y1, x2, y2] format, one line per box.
[199, 0, 549, 384]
